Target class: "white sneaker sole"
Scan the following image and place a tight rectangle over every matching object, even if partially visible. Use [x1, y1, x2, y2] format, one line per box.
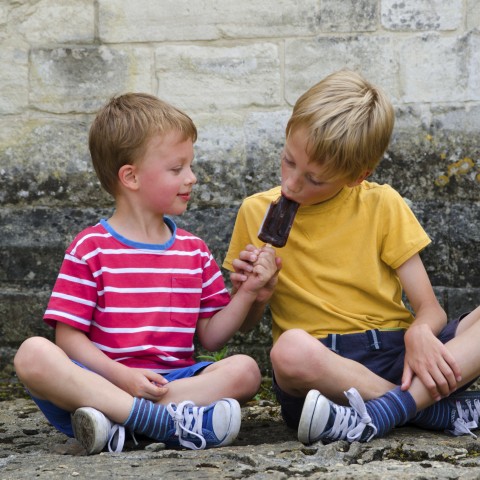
[71, 407, 110, 455]
[213, 398, 241, 447]
[298, 390, 330, 445]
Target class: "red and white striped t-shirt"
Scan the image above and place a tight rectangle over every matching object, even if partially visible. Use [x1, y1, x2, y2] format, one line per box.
[44, 218, 230, 373]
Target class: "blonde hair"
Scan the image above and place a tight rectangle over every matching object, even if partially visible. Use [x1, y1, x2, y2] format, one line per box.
[89, 93, 197, 196]
[286, 70, 394, 182]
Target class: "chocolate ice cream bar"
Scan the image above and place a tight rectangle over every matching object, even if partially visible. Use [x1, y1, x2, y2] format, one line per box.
[258, 194, 300, 247]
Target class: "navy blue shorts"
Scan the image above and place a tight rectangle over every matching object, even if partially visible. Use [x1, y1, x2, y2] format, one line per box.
[30, 361, 213, 437]
[273, 315, 471, 429]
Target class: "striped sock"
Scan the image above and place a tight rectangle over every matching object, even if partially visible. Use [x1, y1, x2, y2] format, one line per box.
[123, 398, 173, 441]
[410, 399, 451, 430]
[365, 387, 417, 437]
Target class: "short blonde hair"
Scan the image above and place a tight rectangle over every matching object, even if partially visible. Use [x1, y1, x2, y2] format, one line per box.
[89, 93, 197, 196]
[286, 70, 394, 182]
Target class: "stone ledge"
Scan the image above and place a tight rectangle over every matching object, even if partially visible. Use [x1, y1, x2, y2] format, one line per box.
[2, 398, 480, 478]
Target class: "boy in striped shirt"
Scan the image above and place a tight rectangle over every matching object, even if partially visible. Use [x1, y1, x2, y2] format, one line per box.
[14, 93, 279, 454]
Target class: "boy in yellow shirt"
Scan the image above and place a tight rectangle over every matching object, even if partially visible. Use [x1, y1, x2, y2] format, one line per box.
[224, 69, 480, 443]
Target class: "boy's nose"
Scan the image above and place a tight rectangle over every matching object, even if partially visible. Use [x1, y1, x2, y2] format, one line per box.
[187, 169, 197, 185]
[284, 175, 302, 194]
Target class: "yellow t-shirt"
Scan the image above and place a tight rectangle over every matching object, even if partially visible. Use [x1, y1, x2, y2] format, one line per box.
[223, 182, 431, 343]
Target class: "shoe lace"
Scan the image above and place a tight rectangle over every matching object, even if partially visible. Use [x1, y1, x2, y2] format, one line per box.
[107, 424, 134, 453]
[450, 398, 480, 439]
[166, 401, 207, 450]
[329, 388, 377, 443]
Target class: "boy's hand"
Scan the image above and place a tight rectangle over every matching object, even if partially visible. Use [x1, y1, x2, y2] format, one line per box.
[230, 244, 260, 292]
[231, 244, 281, 303]
[402, 323, 461, 401]
[115, 366, 169, 401]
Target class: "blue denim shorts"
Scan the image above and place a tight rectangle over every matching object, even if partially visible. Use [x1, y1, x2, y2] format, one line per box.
[30, 361, 213, 437]
[273, 315, 470, 429]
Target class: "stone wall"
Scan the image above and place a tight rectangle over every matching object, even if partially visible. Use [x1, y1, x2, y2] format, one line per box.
[0, 0, 479, 376]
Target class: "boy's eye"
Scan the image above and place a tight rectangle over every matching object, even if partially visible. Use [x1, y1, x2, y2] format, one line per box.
[282, 154, 295, 167]
[308, 177, 323, 186]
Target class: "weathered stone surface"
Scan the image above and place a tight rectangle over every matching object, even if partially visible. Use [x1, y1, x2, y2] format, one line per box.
[12, 0, 95, 44]
[396, 33, 478, 104]
[100, 0, 318, 42]
[0, 47, 29, 114]
[3, 398, 480, 479]
[285, 36, 398, 105]
[381, 0, 463, 31]
[466, 0, 480, 30]
[0, 0, 478, 387]
[30, 46, 154, 114]
[154, 44, 281, 112]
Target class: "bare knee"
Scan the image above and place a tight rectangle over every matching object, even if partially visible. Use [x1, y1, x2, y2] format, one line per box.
[14, 337, 59, 383]
[271, 329, 330, 392]
[219, 354, 262, 401]
[271, 329, 316, 376]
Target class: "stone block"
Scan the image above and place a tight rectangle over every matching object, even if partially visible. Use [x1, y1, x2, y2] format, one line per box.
[154, 44, 281, 112]
[316, 0, 377, 32]
[30, 46, 154, 114]
[409, 201, 451, 286]
[13, 0, 95, 44]
[396, 34, 469, 103]
[444, 288, 480, 319]
[449, 204, 480, 287]
[243, 110, 291, 197]
[381, 0, 462, 31]
[191, 114, 248, 207]
[285, 36, 398, 106]
[0, 289, 52, 348]
[98, 0, 376, 42]
[376, 128, 480, 203]
[467, 0, 480, 30]
[468, 33, 480, 100]
[0, 117, 110, 208]
[0, 47, 29, 114]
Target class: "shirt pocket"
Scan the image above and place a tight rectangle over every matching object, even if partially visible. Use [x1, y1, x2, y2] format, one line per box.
[169, 276, 203, 328]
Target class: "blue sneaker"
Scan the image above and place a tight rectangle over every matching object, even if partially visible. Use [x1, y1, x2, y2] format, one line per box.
[446, 391, 480, 438]
[165, 398, 241, 450]
[298, 388, 377, 445]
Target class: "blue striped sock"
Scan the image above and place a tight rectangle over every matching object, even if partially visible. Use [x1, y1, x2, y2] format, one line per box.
[410, 399, 451, 430]
[365, 387, 417, 437]
[123, 398, 173, 441]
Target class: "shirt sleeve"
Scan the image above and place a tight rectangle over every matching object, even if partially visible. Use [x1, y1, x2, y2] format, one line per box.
[379, 187, 431, 270]
[43, 248, 97, 332]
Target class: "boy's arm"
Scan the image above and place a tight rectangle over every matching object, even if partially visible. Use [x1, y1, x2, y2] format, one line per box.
[397, 253, 461, 401]
[196, 246, 279, 351]
[229, 244, 281, 333]
[55, 323, 168, 400]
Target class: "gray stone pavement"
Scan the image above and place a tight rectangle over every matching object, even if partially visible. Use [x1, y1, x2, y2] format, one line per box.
[2, 397, 480, 479]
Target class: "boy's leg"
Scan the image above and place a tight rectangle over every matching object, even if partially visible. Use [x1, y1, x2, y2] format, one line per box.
[271, 329, 416, 443]
[14, 337, 134, 422]
[178, 354, 262, 404]
[405, 307, 480, 412]
[409, 307, 480, 434]
[270, 328, 396, 403]
[287, 307, 480, 444]
[14, 337, 247, 450]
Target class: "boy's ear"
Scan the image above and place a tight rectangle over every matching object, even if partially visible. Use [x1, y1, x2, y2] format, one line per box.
[347, 170, 372, 187]
[118, 164, 139, 190]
